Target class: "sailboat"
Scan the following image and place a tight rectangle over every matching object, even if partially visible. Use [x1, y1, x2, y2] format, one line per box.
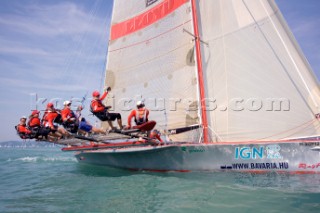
[63, 0, 320, 173]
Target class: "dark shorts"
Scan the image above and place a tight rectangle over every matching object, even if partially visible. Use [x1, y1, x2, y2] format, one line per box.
[106, 113, 121, 121]
[93, 109, 121, 122]
[38, 127, 51, 136]
[79, 121, 93, 132]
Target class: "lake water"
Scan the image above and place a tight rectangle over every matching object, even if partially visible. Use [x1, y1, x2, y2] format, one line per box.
[0, 146, 319, 213]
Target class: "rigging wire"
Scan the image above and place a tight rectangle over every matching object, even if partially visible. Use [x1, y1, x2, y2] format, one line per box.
[56, 0, 106, 99]
[242, 0, 317, 115]
[259, 0, 319, 110]
[69, 0, 104, 86]
[57, 0, 101, 83]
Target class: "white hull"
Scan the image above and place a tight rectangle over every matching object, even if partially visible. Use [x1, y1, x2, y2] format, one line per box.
[74, 140, 320, 173]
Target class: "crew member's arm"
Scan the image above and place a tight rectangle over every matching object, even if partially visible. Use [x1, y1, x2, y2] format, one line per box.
[99, 91, 108, 101]
[127, 110, 136, 129]
[100, 86, 111, 101]
[146, 109, 149, 121]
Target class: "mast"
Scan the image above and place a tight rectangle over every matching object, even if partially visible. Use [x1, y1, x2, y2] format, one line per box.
[191, 0, 209, 143]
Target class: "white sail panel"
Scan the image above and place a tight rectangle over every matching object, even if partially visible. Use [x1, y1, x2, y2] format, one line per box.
[198, 0, 320, 142]
[105, 0, 200, 141]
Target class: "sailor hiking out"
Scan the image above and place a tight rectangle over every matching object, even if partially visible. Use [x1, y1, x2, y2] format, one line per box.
[42, 102, 69, 139]
[28, 110, 51, 140]
[15, 116, 32, 139]
[90, 86, 123, 130]
[61, 100, 78, 133]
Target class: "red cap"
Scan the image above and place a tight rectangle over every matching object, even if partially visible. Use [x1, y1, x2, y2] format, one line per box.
[32, 110, 40, 115]
[47, 102, 54, 108]
[92, 91, 100, 97]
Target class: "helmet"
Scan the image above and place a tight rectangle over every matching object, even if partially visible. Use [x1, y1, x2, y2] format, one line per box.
[32, 110, 40, 115]
[20, 115, 27, 119]
[63, 100, 71, 106]
[47, 102, 54, 108]
[136, 101, 145, 108]
[92, 90, 100, 97]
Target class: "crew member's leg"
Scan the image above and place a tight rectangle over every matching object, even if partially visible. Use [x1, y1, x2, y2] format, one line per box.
[107, 120, 114, 129]
[107, 113, 123, 129]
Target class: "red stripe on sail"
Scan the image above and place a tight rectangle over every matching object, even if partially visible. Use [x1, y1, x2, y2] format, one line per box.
[110, 0, 188, 40]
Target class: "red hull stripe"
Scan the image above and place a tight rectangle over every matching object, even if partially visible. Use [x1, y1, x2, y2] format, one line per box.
[110, 0, 188, 40]
[62, 141, 148, 152]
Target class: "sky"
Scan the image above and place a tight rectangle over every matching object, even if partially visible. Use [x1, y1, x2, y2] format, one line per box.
[0, 0, 319, 142]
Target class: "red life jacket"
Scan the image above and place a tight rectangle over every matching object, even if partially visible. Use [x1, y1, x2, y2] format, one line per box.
[16, 124, 31, 134]
[61, 107, 75, 122]
[28, 117, 41, 128]
[90, 99, 105, 113]
[42, 110, 60, 128]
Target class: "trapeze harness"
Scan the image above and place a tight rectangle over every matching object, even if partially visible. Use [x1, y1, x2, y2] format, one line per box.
[90, 99, 108, 121]
[90, 99, 120, 121]
[134, 109, 148, 125]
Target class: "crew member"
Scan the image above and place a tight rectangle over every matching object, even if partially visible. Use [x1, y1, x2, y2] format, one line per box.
[61, 100, 78, 133]
[42, 102, 69, 139]
[16, 116, 32, 139]
[90, 87, 123, 130]
[61, 101, 76, 123]
[28, 110, 51, 140]
[28, 110, 41, 128]
[127, 101, 149, 129]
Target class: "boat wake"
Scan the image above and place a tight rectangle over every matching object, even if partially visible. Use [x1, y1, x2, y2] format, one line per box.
[7, 156, 77, 163]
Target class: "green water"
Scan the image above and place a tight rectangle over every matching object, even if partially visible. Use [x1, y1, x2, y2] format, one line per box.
[0, 147, 319, 213]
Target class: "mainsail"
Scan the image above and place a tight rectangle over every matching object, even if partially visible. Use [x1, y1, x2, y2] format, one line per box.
[104, 0, 320, 142]
[104, 0, 201, 141]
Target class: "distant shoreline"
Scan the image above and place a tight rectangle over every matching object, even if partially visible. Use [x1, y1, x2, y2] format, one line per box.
[0, 140, 61, 148]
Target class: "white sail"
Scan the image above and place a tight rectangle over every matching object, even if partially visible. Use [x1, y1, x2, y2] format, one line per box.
[104, 0, 201, 141]
[197, 0, 320, 142]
